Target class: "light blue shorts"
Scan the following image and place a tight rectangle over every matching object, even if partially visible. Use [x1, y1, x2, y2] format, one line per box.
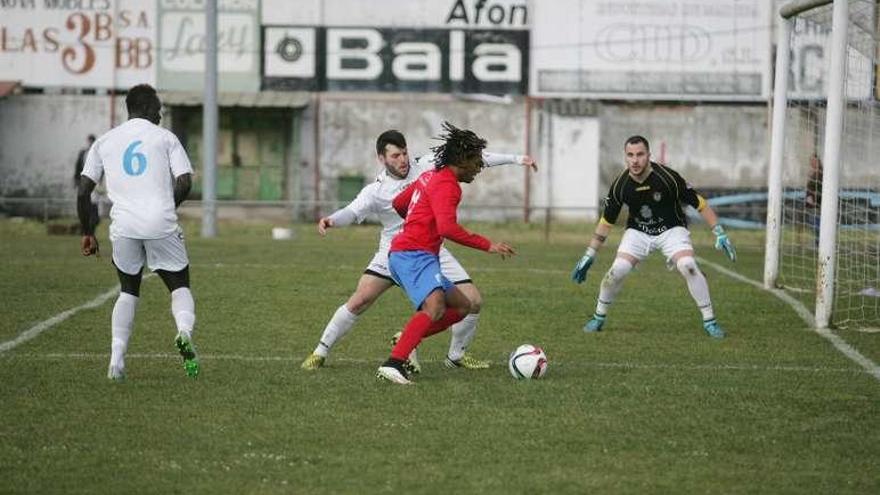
[389, 250, 454, 309]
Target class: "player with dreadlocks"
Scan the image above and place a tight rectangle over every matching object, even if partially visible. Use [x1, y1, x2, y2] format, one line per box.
[376, 122, 516, 385]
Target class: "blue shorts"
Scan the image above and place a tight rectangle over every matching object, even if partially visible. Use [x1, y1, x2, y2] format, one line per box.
[389, 250, 454, 309]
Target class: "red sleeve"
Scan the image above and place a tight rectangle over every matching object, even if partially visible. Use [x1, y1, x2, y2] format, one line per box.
[430, 176, 492, 251]
[392, 181, 417, 218]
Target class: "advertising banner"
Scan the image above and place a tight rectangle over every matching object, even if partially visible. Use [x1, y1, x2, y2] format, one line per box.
[0, 0, 155, 89]
[530, 0, 772, 101]
[261, 0, 529, 94]
[788, 15, 874, 100]
[263, 26, 527, 94]
[157, 0, 260, 92]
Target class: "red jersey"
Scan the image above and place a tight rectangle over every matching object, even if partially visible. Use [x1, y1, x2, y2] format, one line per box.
[390, 167, 491, 254]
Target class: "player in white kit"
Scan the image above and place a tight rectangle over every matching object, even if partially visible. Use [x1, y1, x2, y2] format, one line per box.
[301, 129, 536, 372]
[77, 84, 199, 381]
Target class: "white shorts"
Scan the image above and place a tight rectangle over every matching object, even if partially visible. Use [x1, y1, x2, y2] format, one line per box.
[110, 228, 190, 275]
[365, 245, 471, 284]
[618, 226, 693, 263]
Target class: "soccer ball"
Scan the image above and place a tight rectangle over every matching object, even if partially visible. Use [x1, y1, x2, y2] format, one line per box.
[508, 344, 548, 380]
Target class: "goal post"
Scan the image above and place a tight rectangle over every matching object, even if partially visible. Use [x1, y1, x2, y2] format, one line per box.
[766, 0, 880, 330]
[815, 0, 848, 328]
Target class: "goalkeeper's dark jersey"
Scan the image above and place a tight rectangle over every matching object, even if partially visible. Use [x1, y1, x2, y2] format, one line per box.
[600, 163, 705, 236]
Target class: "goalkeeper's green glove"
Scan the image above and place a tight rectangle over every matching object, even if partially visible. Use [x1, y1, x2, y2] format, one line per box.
[713, 225, 736, 262]
[572, 247, 597, 284]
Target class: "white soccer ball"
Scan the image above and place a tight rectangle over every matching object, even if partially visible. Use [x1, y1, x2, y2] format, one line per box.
[508, 344, 548, 380]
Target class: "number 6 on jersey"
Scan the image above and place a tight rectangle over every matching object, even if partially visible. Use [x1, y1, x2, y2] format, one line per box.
[123, 140, 147, 176]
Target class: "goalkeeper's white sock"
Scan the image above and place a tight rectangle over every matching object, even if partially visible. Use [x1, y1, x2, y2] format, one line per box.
[595, 257, 634, 315]
[170, 287, 196, 340]
[448, 313, 480, 361]
[110, 292, 138, 369]
[314, 305, 358, 357]
[676, 256, 715, 320]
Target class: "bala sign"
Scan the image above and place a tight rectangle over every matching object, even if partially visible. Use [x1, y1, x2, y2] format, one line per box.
[262, 26, 528, 95]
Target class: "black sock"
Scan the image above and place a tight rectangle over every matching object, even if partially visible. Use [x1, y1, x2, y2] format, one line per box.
[382, 357, 406, 369]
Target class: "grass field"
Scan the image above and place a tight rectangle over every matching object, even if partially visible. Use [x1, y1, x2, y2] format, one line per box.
[1, 218, 879, 494]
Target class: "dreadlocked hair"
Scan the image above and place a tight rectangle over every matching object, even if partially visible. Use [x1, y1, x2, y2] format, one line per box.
[430, 121, 487, 171]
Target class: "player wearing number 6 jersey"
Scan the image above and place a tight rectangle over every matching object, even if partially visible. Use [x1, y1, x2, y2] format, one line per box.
[77, 84, 199, 382]
[571, 135, 736, 339]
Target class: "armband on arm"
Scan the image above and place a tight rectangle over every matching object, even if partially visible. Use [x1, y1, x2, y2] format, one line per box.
[696, 194, 708, 212]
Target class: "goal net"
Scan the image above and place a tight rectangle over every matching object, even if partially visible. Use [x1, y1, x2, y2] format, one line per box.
[767, 0, 880, 330]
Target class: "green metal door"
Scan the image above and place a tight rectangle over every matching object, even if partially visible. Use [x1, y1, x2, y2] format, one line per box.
[181, 108, 289, 201]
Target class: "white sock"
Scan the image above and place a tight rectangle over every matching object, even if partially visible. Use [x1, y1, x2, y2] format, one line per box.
[171, 287, 196, 339]
[596, 258, 634, 315]
[110, 292, 138, 369]
[676, 256, 715, 321]
[448, 313, 480, 361]
[314, 305, 358, 357]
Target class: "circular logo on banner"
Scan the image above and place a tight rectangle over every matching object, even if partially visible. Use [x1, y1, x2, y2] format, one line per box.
[276, 36, 303, 62]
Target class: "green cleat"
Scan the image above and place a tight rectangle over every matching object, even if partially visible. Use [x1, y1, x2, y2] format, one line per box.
[174, 333, 200, 378]
[444, 353, 490, 370]
[301, 353, 325, 371]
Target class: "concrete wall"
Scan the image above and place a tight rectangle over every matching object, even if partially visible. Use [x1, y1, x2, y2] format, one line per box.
[597, 103, 771, 192]
[0, 94, 122, 198]
[2, 93, 781, 222]
[309, 94, 531, 221]
[294, 97, 779, 221]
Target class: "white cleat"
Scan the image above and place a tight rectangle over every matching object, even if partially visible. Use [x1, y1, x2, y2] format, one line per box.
[390, 331, 421, 374]
[376, 365, 412, 385]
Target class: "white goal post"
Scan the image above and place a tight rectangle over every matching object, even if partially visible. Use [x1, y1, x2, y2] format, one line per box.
[765, 0, 880, 330]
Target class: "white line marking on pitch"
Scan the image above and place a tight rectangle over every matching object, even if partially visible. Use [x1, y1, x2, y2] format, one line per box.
[6, 261, 876, 381]
[0, 274, 155, 354]
[0, 287, 119, 353]
[1, 352, 868, 376]
[698, 257, 880, 383]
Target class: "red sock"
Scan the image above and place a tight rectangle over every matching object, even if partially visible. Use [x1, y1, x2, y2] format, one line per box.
[390, 309, 466, 361]
[391, 312, 433, 361]
[425, 308, 466, 337]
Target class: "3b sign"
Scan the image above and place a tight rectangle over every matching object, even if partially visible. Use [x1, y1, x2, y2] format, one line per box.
[263, 26, 528, 95]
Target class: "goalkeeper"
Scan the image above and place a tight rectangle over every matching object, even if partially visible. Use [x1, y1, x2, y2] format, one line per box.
[571, 135, 736, 338]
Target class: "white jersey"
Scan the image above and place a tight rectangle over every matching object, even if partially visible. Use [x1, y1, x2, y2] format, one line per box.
[334, 152, 523, 252]
[81, 118, 193, 240]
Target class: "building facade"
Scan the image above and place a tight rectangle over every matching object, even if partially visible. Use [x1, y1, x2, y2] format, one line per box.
[1, 0, 856, 222]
